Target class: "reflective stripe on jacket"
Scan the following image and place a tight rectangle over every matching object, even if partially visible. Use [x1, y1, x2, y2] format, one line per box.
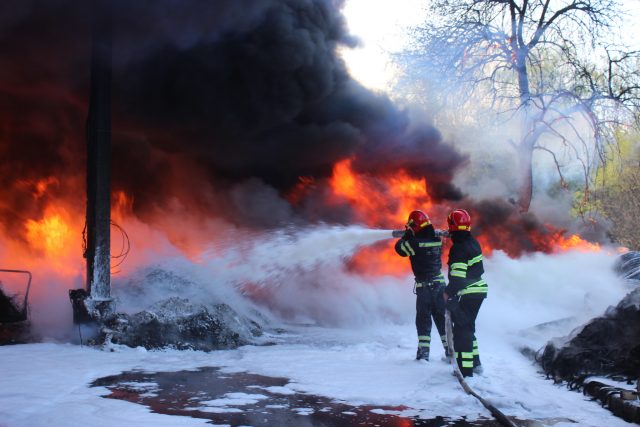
[446, 231, 488, 298]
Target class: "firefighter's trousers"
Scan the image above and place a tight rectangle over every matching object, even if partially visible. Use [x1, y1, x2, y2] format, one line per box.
[415, 281, 447, 356]
[448, 295, 483, 377]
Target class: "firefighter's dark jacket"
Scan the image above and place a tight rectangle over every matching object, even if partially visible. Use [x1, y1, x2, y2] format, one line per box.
[394, 226, 444, 283]
[446, 231, 488, 298]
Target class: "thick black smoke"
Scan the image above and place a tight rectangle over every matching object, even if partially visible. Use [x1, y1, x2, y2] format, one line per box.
[0, 0, 466, 234]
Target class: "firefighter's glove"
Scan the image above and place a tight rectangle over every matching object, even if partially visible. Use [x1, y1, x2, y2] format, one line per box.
[403, 228, 413, 240]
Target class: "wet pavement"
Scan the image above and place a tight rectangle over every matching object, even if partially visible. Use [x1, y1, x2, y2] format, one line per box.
[91, 367, 555, 426]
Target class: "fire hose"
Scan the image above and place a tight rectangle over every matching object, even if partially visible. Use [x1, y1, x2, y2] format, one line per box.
[445, 311, 517, 427]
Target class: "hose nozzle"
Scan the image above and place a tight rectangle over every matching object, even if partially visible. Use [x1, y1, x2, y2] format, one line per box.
[391, 229, 405, 238]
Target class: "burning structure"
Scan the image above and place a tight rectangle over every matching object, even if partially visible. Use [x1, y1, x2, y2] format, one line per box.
[0, 0, 620, 350]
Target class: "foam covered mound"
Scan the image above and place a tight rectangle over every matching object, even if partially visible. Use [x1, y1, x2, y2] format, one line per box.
[539, 252, 640, 386]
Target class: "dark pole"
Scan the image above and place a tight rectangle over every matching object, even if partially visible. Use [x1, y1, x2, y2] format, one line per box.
[85, 0, 113, 319]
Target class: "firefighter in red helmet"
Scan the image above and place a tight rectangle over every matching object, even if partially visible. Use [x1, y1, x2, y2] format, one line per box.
[444, 209, 487, 377]
[395, 210, 449, 361]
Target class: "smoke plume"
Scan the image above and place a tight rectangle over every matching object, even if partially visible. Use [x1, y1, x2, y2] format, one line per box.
[0, 0, 466, 238]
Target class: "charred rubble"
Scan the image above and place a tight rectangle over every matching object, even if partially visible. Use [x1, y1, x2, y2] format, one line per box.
[0, 286, 31, 344]
[538, 286, 640, 384]
[538, 252, 640, 423]
[101, 297, 262, 351]
[0, 287, 24, 323]
[81, 269, 265, 351]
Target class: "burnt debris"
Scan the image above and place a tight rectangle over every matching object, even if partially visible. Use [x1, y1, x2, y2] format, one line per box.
[0, 270, 33, 344]
[0, 286, 31, 345]
[74, 268, 265, 351]
[537, 253, 640, 424]
[538, 252, 640, 387]
[101, 297, 262, 351]
[539, 287, 640, 383]
[0, 286, 25, 323]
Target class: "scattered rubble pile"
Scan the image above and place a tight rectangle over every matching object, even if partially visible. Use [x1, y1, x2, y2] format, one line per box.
[0, 285, 30, 344]
[0, 286, 23, 323]
[538, 251, 640, 423]
[95, 269, 264, 351]
[539, 286, 640, 383]
[104, 297, 262, 351]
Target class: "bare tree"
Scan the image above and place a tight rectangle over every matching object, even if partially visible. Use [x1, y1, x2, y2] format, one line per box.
[403, 0, 640, 211]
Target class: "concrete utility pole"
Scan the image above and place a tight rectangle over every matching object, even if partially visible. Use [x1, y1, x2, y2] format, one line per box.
[84, 0, 114, 320]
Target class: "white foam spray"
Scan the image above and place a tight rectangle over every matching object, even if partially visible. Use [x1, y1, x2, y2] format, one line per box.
[112, 224, 632, 348]
[215, 225, 395, 286]
[112, 225, 412, 327]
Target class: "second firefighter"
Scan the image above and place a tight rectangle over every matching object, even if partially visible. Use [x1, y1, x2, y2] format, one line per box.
[444, 208, 487, 377]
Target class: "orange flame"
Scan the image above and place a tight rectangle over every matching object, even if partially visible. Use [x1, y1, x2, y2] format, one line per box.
[326, 158, 604, 276]
[553, 234, 601, 253]
[112, 190, 134, 222]
[25, 209, 72, 256]
[329, 159, 443, 276]
[15, 176, 60, 199]
[330, 158, 435, 227]
[20, 203, 84, 277]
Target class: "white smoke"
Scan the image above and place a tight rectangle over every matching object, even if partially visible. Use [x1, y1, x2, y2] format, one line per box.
[480, 249, 632, 352]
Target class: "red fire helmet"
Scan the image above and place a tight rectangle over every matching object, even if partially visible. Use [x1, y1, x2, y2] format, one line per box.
[406, 210, 431, 233]
[447, 209, 471, 232]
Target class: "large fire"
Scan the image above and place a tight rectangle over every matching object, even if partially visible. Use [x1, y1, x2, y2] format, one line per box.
[330, 158, 435, 227]
[0, 0, 613, 340]
[25, 206, 74, 259]
[0, 157, 604, 295]
[329, 159, 442, 276]
[3, 175, 84, 277]
[327, 158, 602, 277]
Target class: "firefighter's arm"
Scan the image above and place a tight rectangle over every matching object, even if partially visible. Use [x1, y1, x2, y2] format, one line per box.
[394, 229, 417, 257]
[445, 244, 467, 296]
[394, 239, 408, 256]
